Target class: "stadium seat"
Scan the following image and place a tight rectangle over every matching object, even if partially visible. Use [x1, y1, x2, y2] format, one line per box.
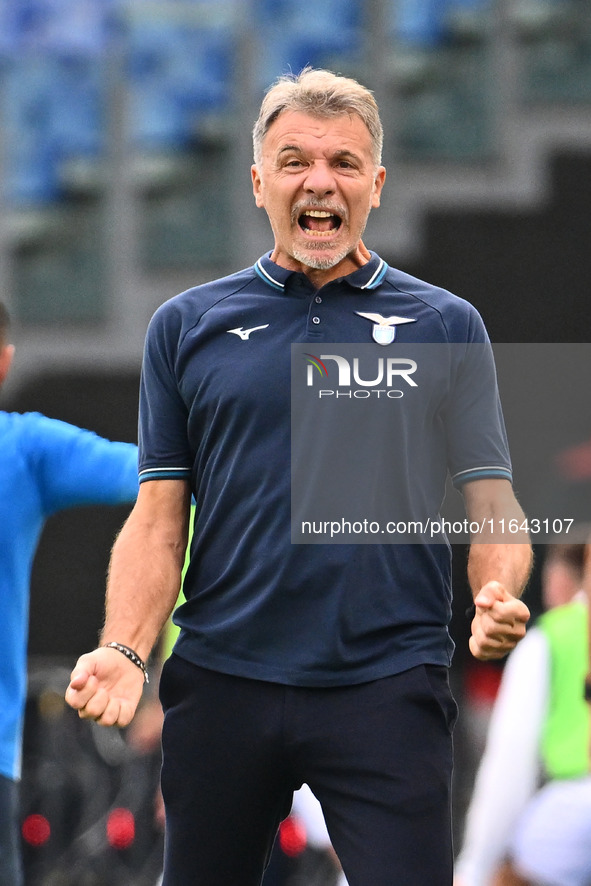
[49, 54, 104, 161]
[124, 2, 234, 150]
[2, 57, 60, 205]
[256, 0, 361, 88]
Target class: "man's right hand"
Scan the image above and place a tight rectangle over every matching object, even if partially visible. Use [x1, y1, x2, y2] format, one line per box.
[65, 646, 145, 728]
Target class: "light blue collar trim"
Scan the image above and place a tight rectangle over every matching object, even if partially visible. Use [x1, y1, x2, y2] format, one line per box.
[360, 258, 388, 290]
[254, 258, 285, 291]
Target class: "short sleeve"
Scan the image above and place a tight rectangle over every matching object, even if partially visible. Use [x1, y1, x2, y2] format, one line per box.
[138, 303, 193, 483]
[445, 309, 513, 487]
[21, 413, 138, 514]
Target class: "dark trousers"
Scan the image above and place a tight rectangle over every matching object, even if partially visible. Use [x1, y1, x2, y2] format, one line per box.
[0, 774, 23, 886]
[159, 655, 457, 886]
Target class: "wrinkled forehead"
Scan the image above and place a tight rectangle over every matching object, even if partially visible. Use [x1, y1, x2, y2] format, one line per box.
[262, 109, 374, 156]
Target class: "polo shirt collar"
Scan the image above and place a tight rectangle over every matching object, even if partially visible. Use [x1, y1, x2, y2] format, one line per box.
[254, 251, 388, 293]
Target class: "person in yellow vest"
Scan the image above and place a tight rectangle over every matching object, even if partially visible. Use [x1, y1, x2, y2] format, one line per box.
[454, 541, 591, 886]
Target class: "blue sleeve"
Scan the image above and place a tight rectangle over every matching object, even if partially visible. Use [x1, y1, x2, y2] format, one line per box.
[445, 308, 513, 487]
[138, 301, 193, 484]
[21, 413, 138, 515]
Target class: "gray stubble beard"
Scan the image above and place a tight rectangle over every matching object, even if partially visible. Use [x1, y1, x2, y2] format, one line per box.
[290, 242, 352, 271]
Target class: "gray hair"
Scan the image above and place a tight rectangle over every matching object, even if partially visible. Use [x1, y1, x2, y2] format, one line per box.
[253, 68, 383, 167]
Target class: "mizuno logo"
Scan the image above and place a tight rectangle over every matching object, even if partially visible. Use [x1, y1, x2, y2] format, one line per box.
[355, 312, 417, 346]
[227, 324, 269, 340]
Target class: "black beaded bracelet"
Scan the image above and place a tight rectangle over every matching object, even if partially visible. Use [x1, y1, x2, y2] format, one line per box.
[104, 641, 149, 684]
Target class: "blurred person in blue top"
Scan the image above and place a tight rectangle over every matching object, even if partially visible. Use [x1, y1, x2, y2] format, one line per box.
[66, 68, 531, 886]
[0, 301, 139, 886]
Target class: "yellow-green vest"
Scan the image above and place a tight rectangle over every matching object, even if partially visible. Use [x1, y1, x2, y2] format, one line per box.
[538, 600, 590, 779]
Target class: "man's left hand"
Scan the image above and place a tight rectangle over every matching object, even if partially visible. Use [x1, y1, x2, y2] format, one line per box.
[468, 580, 530, 660]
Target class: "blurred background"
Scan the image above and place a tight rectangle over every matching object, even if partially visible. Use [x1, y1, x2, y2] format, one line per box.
[1, 0, 590, 882]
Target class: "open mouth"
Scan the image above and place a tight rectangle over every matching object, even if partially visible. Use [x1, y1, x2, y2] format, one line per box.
[298, 209, 342, 237]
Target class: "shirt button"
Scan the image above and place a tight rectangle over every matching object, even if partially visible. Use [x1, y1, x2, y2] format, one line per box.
[315, 296, 322, 304]
[312, 316, 320, 324]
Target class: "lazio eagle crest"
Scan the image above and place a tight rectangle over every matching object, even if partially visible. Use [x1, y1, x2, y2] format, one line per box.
[355, 312, 417, 345]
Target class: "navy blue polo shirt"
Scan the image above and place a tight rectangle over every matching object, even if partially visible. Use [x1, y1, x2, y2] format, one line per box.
[138, 252, 511, 686]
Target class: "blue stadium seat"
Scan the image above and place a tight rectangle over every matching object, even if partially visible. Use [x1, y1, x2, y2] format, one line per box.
[0, 0, 112, 202]
[161, 18, 232, 125]
[7, 0, 112, 53]
[2, 58, 60, 205]
[392, 0, 450, 47]
[257, 0, 360, 88]
[48, 55, 104, 161]
[0, 0, 21, 57]
[125, 2, 234, 150]
[126, 18, 190, 150]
